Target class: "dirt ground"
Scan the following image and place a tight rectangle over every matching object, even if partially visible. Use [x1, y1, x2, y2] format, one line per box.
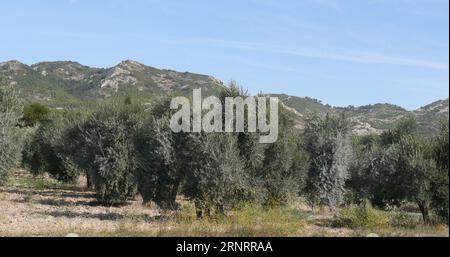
[0, 170, 448, 237]
[0, 170, 163, 236]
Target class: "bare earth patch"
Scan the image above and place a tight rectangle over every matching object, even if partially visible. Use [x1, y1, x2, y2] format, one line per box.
[0, 171, 160, 236]
[0, 170, 448, 237]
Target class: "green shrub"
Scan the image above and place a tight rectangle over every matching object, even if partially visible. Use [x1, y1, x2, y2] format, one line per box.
[390, 212, 419, 229]
[339, 200, 390, 229]
[159, 202, 306, 237]
[21, 102, 50, 127]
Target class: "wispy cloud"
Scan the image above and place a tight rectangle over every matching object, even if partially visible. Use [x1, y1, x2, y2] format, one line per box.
[175, 37, 449, 71]
[369, 0, 449, 18]
[309, 0, 341, 10]
[230, 56, 301, 73]
[251, 0, 342, 10]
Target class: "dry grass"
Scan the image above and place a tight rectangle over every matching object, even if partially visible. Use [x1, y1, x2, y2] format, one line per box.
[0, 170, 448, 237]
[153, 202, 308, 237]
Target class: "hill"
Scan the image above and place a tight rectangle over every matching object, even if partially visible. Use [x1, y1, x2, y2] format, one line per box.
[271, 94, 448, 135]
[0, 60, 224, 106]
[1, 60, 448, 135]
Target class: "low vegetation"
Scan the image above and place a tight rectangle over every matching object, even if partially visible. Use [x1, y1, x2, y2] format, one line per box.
[0, 171, 447, 237]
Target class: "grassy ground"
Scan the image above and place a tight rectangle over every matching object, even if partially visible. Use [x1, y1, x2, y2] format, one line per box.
[0, 170, 448, 237]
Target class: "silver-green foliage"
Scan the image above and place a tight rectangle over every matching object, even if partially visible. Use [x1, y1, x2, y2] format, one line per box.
[350, 118, 449, 223]
[326, 133, 352, 208]
[134, 115, 186, 209]
[304, 114, 352, 210]
[22, 112, 81, 182]
[431, 123, 449, 224]
[259, 127, 309, 206]
[183, 133, 249, 216]
[0, 85, 23, 184]
[76, 105, 140, 205]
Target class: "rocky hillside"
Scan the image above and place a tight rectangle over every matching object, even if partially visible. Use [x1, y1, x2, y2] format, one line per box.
[271, 94, 448, 135]
[414, 99, 450, 135]
[1, 60, 448, 135]
[0, 60, 224, 106]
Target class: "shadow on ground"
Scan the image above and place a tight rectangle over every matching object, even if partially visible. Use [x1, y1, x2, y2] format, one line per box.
[35, 210, 161, 222]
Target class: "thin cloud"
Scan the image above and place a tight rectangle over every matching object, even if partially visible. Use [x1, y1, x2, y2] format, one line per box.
[231, 56, 301, 73]
[309, 0, 341, 10]
[176, 37, 449, 71]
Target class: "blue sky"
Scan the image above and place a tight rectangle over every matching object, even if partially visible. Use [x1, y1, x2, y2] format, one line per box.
[1, 0, 448, 110]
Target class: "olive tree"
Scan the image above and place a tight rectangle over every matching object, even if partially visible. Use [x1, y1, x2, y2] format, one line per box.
[350, 118, 448, 223]
[304, 114, 352, 211]
[22, 112, 82, 183]
[258, 106, 309, 206]
[0, 84, 23, 184]
[431, 122, 449, 224]
[134, 96, 190, 210]
[74, 104, 141, 205]
[134, 116, 189, 210]
[393, 135, 437, 223]
[182, 133, 249, 218]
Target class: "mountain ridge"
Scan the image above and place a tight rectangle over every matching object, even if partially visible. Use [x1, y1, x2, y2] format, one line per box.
[1, 60, 448, 135]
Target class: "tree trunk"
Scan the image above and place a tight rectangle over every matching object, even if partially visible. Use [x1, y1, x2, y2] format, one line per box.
[196, 209, 203, 219]
[168, 182, 179, 208]
[217, 204, 225, 216]
[195, 201, 204, 219]
[86, 171, 94, 190]
[417, 200, 431, 224]
[155, 181, 179, 210]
